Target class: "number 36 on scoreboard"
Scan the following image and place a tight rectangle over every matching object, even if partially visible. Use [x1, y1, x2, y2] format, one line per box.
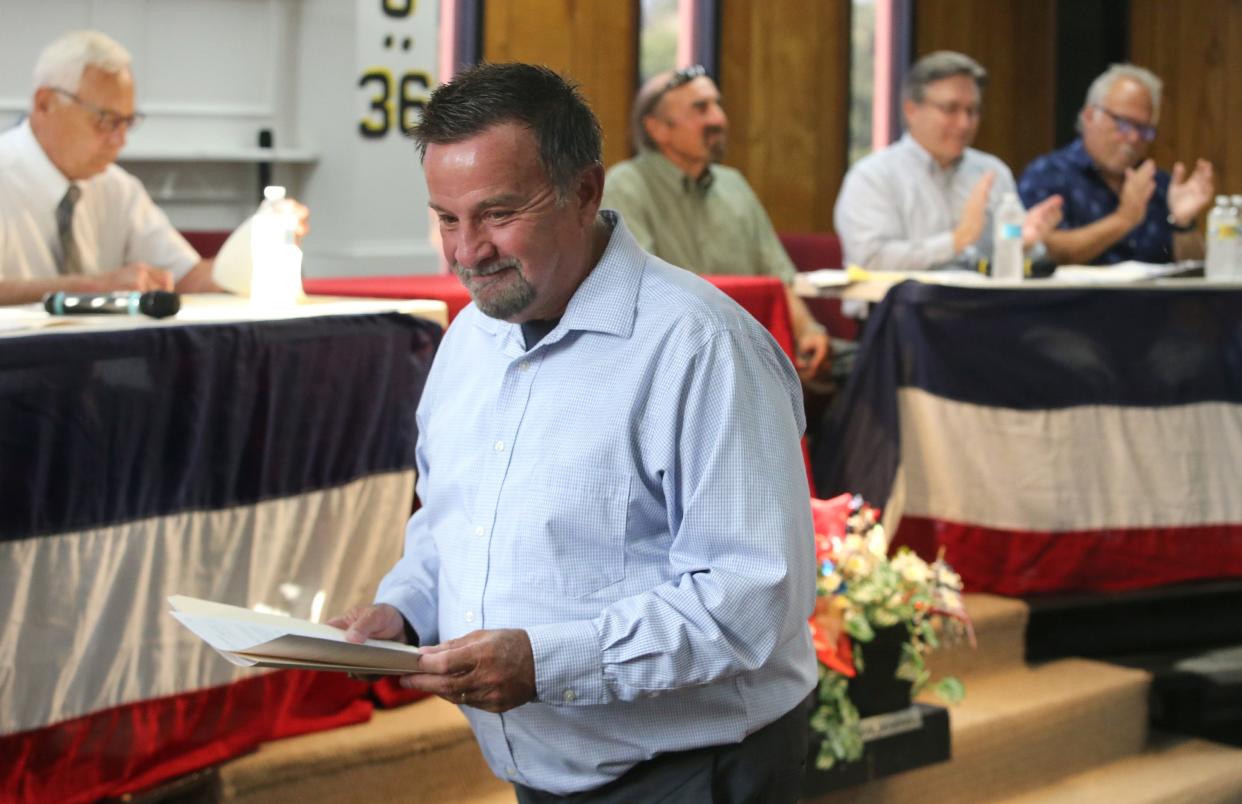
[358, 68, 432, 139]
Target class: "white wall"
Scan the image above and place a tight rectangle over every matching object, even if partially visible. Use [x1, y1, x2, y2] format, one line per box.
[0, 0, 442, 276]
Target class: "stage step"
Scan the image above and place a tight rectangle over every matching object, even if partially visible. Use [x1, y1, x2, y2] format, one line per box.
[806, 658, 1151, 804]
[925, 593, 1028, 682]
[993, 733, 1242, 804]
[215, 697, 515, 803]
[1025, 578, 1242, 662]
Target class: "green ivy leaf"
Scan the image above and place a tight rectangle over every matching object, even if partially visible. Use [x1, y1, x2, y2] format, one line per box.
[934, 676, 966, 704]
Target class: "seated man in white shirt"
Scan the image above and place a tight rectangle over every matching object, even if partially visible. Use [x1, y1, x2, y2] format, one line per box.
[835, 51, 1062, 273]
[0, 30, 304, 305]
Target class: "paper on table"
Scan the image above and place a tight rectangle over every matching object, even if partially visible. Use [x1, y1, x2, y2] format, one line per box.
[1052, 261, 1187, 283]
[210, 217, 254, 296]
[169, 594, 421, 675]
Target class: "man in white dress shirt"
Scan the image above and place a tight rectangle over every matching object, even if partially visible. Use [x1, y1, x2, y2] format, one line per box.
[0, 30, 306, 306]
[834, 51, 1062, 272]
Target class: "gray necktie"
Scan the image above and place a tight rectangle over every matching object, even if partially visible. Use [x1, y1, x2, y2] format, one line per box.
[56, 184, 81, 275]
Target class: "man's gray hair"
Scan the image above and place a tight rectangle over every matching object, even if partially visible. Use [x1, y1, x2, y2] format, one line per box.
[1083, 63, 1163, 124]
[33, 30, 131, 94]
[631, 70, 675, 152]
[902, 51, 988, 102]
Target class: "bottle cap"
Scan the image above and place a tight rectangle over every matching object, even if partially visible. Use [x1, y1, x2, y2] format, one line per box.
[264, 186, 287, 202]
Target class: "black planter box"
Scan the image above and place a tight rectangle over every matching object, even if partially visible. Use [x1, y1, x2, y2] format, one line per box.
[802, 703, 951, 797]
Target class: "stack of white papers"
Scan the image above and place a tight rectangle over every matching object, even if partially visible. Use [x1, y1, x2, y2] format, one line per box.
[169, 595, 422, 674]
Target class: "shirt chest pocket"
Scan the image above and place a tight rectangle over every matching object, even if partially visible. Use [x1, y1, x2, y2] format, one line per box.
[514, 471, 629, 599]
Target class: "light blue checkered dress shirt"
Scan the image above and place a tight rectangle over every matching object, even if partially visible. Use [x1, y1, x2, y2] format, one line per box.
[376, 213, 818, 795]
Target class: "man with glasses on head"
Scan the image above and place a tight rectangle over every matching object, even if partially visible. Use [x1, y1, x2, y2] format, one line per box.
[1019, 63, 1214, 265]
[602, 65, 831, 382]
[0, 31, 301, 305]
[835, 51, 1063, 273]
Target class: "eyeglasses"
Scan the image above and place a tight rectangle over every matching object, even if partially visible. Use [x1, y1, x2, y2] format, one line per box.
[52, 88, 145, 133]
[1093, 105, 1156, 142]
[920, 98, 981, 120]
[639, 65, 709, 119]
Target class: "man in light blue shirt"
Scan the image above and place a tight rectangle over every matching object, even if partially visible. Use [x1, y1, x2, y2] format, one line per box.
[331, 64, 817, 800]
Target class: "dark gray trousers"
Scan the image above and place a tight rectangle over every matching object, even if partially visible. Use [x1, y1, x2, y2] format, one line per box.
[514, 694, 812, 804]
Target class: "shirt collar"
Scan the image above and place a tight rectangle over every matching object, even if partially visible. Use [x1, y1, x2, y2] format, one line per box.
[897, 132, 964, 174]
[638, 149, 715, 193]
[472, 210, 643, 345]
[13, 119, 72, 212]
[1066, 137, 1096, 170]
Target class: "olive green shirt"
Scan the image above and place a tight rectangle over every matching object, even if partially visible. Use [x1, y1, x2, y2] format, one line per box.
[602, 151, 797, 284]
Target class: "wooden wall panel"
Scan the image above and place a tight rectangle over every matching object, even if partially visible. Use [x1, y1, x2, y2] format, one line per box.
[1130, 0, 1242, 198]
[719, 0, 851, 233]
[482, 1, 638, 170]
[914, 0, 1057, 179]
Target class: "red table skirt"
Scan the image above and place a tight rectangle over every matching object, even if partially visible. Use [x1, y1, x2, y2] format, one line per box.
[304, 273, 798, 361]
[304, 273, 813, 489]
[897, 517, 1242, 596]
[2, 671, 370, 804]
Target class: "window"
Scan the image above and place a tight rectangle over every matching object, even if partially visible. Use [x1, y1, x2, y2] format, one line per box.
[640, 0, 680, 83]
[849, 0, 876, 164]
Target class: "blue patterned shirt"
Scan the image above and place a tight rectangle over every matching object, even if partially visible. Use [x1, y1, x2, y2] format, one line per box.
[375, 212, 818, 795]
[1018, 138, 1174, 265]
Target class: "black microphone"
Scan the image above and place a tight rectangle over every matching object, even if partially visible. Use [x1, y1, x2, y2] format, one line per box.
[43, 290, 181, 319]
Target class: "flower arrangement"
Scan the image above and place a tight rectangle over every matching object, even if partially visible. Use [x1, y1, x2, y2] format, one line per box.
[807, 494, 971, 770]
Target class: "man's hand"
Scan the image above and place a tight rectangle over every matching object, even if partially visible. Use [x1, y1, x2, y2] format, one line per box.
[795, 327, 830, 381]
[401, 629, 536, 714]
[92, 262, 174, 293]
[1168, 158, 1215, 227]
[953, 171, 995, 253]
[329, 603, 408, 643]
[275, 199, 311, 245]
[1022, 194, 1063, 248]
[1117, 159, 1157, 229]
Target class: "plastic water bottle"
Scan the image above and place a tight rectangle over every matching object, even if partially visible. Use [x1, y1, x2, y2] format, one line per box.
[991, 192, 1025, 281]
[249, 185, 304, 305]
[1231, 195, 1242, 279]
[1205, 195, 1236, 281]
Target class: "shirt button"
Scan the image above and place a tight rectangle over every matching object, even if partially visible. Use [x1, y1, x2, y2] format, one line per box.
[493, 440, 504, 452]
[563, 689, 576, 702]
[519, 361, 530, 372]
[474, 526, 485, 537]
[505, 766, 516, 777]
[464, 611, 475, 623]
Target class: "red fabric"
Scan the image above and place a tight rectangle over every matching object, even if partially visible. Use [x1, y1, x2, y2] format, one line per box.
[777, 231, 858, 340]
[369, 677, 431, 708]
[181, 230, 230, 259]
[305, 274, 475, 322]
[302, 273, 813, 491]
[303, 274, 797, 358]
[305, 274, 813, 491]
[895, 516, 1242, 596]
[1, 671, 371, 804]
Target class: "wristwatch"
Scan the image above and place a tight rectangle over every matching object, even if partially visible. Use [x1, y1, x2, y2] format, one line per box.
[1167, 213, 1196, 233]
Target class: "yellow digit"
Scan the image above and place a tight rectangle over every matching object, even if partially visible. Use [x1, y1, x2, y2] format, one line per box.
[358, 68, 394, 138]
[382, 0, 416, 18]
[398, 71, 432, 134]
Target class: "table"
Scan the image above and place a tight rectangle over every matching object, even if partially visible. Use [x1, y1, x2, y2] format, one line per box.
[304, 273, 815, 491]
[815, 280, 1242, 595]
[0, 301, 442, 802]
[304, 273, 798, 360]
